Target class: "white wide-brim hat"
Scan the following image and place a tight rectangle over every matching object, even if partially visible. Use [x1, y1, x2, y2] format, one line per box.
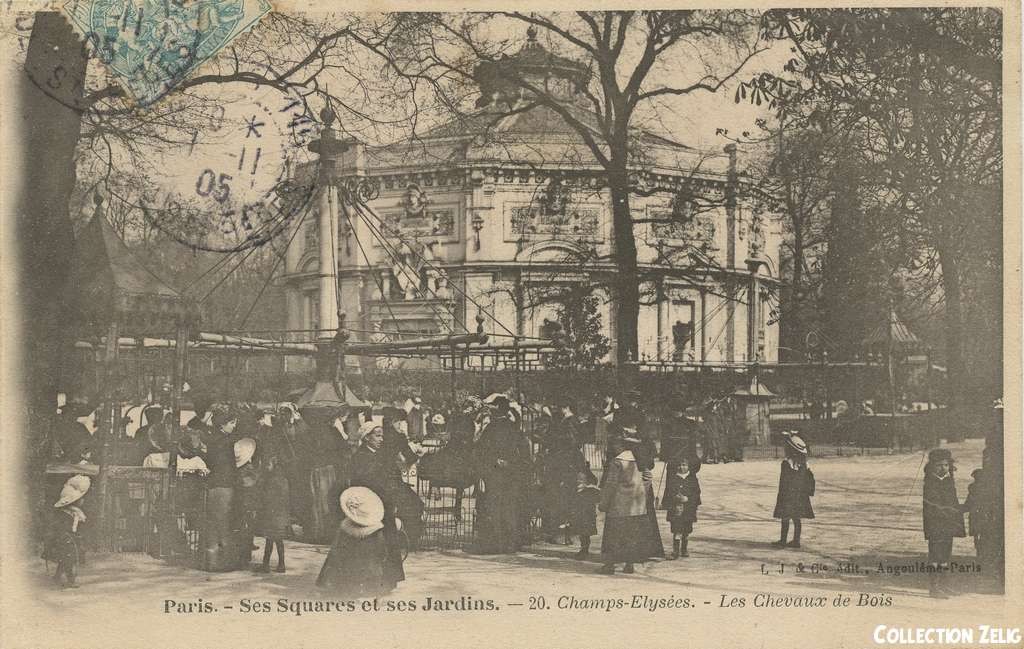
[431, 414, 446, 426]
[354, 420, 382, 445]
[54, 474, 91, 508]
[339, 486, 385, 527]
[234, 437, 257, 467]
[483, 392, 509, 405]
[782, 431, 808, 454]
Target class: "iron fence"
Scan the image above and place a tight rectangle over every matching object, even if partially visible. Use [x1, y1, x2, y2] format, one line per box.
[87, 467, 167, 556]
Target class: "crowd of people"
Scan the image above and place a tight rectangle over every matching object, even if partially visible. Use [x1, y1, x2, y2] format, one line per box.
[41, 389, 1002, 601]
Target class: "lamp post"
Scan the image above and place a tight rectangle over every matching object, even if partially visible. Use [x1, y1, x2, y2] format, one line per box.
[471, 212, 484, 251]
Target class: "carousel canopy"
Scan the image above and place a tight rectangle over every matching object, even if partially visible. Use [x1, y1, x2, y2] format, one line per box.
[862, 308, 923, 350]
[66, 197, 201, 331]
[293, 381, 371, 412]
[732, 375, 775, 399]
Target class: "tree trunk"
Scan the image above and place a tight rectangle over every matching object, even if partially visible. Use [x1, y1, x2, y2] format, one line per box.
[608, 161, 639, 370]
[937, 242, 967, 441]
[19, 12, 88, 535]
[781, 212, 805, 357]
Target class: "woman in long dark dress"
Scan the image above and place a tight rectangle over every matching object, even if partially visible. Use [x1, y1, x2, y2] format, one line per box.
[348, 423, 406, 590]
[317, 486, 391, 597]
[180, 404, 242, 572]
[619, 417, 665, 559]
[274, 403, 313, 534]
[540, 405, 585, 542]
[234, 437, 260, 569]
[382, 406, 425, 548]
[468, 394, 532, 554]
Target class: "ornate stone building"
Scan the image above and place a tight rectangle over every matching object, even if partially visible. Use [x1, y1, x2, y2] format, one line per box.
[282, 32, 783, 369]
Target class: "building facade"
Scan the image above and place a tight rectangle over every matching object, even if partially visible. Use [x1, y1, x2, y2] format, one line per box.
[282, 34, 783, 369]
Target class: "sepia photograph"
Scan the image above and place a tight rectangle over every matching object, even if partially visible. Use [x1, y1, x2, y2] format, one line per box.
[0, 2, 1020, 648]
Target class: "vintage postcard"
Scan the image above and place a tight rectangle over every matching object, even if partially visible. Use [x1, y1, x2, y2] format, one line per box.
[0, 1, 1020, 648]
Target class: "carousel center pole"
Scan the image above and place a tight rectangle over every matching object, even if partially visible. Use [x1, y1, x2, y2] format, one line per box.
[94, 316, 120, 542]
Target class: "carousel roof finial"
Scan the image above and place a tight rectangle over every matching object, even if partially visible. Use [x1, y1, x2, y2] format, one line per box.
[526, 22, 538, 43]
[320, 105, 336, 127]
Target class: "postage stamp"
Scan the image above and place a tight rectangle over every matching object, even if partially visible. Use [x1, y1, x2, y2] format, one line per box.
[59, 0, 272, 106]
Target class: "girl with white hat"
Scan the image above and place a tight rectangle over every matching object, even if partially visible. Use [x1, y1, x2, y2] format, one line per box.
[771, 432, 815, 548]
[47, 475, 91, 588]
[316, 486, 394, 597]
[235, 437, 260, 568]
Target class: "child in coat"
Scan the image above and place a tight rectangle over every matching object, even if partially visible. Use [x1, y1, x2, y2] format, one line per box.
[256, 455, 290, 573]
[317, 487, 393, 597]
[772, 432, 814, 548]
[922, 448, 966, 598]
[47, 475, 91, 588]
[666, 457, 701, 558]
[570, 465, 600, 559]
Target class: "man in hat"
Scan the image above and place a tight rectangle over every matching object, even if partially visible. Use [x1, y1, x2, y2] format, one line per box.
[469, 394, 532, 553]
[53, 402, 96, 463]
[923, 448, 966, 598]
[133, 405, 167, 466]
[406, 396, 425, 442]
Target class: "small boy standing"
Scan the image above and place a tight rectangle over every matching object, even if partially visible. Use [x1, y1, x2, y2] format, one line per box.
[666, 457, 701, 559]
[256, 455, 290, 573]
[47, 475, 91, 588]
[923, 448, 966, 598]
[569, 466, 600, 559]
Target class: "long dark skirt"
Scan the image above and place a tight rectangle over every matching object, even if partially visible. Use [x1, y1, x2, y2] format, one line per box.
[643, 484, 665, 557]
[541, 480, 572, 534]
[601, 515, 658, 563]
[309, 465, 339, 543]
[394, 483, 425, 551]
[202, 486, 237, 572]
[382, 513, 405, 587]
[472, 475, 528, 553]
[317, 528, 390, 597]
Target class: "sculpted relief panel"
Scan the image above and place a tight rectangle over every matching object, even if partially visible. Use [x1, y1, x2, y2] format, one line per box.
[646, 203, 717, 255]
[375, 184, 459, 245]
[504, 203, 603, 243]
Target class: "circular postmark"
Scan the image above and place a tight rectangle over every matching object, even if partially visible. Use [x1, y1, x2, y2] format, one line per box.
[131, 86, 321, 252]
[18, 10, 320, 254]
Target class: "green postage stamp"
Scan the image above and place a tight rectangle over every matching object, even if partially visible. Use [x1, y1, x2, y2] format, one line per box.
[60, 0, 272, 106]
